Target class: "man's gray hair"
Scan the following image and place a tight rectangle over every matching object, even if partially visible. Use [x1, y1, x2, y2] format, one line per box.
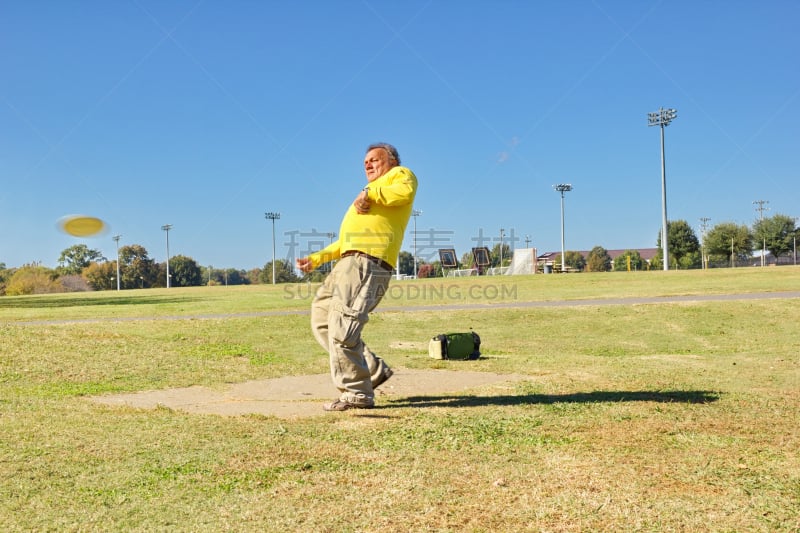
[367, 143, 400, 165]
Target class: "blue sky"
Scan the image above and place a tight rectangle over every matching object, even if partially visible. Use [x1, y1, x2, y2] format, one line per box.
[2, 1, 798, 271]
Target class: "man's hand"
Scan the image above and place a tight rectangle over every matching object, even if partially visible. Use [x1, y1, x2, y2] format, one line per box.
[354, 189, 371, 214]
[296, 257, 314, 273]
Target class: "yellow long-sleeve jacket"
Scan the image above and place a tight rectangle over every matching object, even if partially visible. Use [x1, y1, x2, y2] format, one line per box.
[307, 166, 418, 270]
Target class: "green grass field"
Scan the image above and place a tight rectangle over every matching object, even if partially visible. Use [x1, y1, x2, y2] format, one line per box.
[1, 268, 799, 531]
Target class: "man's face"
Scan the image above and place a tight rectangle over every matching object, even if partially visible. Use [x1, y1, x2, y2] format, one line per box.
[364, 148, 395, 182]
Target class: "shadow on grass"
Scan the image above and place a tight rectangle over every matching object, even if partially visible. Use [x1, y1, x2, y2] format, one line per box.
[0, 295, 201, 309]
[385, 389, 721, 409]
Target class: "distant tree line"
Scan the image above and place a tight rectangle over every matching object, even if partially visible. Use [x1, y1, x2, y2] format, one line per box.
[429, 214, 797, 275]
[1, 213, 797, 294]
[0, 243, 303, 296]
[550, 214, 798, 272]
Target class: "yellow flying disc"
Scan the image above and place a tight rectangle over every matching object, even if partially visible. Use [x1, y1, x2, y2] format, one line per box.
[59, 215, 107, 237]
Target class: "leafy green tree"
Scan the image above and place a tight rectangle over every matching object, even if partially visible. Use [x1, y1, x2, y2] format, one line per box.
[553, 251, 586, 272]
[703, 222, 753, 267]
[680, 251, 702, 270]
[429, 260, 444, 277]
[259, 259, 301, 284]
[226, 269, 250, 285]
[654, 220, 701, 269]
[83, 261, 117, 290]
[247, 268, 262, 284]
[57, 244, 105, 275]
[613, 250, 646, 271]
[567, 251, 587, 271]
[203, 267, 250, 286]
[586, 246, 611, 272]
[119, 245, 157, 289]
[753, 214, 796, 261]
[397, 251, 414, 276]
[0, 263, 10, 295]
[202, 265, 219, 286]
[5, 265, 62, 295]
[491, 243, 512, 267]
[159, 255, 201, 287]
[459, 252, 473, 269]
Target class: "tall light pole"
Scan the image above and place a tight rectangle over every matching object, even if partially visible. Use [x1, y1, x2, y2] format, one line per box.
[554, 184, 572, 272]
[113, 234, 121, 291]
[265, 212, 280, 284]
[648, 107, 677, 271]
[161, 224, 172, 288]
[753, 199, 769, 266]
[326, 232, 336, 272]
[699, 218, 710, 270]
[411, 210, 421, 278]
[499, 228, 505, 271]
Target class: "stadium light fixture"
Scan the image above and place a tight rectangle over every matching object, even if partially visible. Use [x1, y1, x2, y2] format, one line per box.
[499, 228, 505, 270]
[648, 107, 677, 271]
[265, 212, 280, 284]
[326, 232, 336, 273]
[753, 200, 769, 267]
[113, 234, 122, 291]
[699, 217, 710, 270]
[553, 184, 573, 272]
[161, 224, 172, 288]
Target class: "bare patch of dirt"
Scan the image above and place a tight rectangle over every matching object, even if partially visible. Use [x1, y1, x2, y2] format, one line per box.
[90, 369, 526, 419]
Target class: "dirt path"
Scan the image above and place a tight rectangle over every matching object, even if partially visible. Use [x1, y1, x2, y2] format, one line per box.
[91, 369, 527, 419]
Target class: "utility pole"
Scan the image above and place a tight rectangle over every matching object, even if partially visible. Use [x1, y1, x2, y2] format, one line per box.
[499, 228, 505, 272]
[161, 225, 172, 288]
[113, 234, 121, 290]
[412, 210, 421, 278]
[648, 107, 678, 271]
[326, 232, 336, 273]
[553, 184, 572, 272]
[265, 212, 280, 284]
[753, 200, 769, 266]
[699, 218, 710, 270]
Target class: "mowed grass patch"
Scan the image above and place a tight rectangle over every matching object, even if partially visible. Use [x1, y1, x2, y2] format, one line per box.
[0, 284, 309, 322]
[374, 266, 800, 307]
[1, 268, 799, 531]
[4, 387, 796, 531]
[2, 266, 799, 323]
[0, 315, 323, 397]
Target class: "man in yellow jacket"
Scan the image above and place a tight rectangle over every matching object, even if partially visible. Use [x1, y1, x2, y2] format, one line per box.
[296, 143, 418, 411]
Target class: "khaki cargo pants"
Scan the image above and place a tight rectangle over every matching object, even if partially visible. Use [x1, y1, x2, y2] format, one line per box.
[310, 254, 393, 404]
